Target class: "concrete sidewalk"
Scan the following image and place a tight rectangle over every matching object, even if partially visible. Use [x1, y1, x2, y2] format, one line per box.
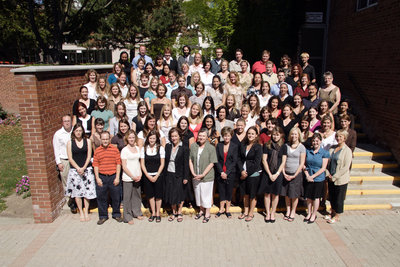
[1, 210, 399, 266]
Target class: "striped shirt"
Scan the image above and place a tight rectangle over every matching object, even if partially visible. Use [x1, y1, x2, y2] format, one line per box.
[93, 144, 121, 175]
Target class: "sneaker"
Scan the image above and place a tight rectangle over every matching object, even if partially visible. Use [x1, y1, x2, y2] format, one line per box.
[97, 218, 108, 225]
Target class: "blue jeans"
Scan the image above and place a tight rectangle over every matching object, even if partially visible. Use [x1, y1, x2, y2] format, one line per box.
[96, 173, 121, 219]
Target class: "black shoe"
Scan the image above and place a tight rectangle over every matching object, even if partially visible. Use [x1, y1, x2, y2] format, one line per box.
[156, 216, 161, 223]
[70, 207, 78, 214]
[270, 219, 276, 223]
[113, 217, 123, 223]
[97, 218, 108, 225]
[303, 218, 310, 222]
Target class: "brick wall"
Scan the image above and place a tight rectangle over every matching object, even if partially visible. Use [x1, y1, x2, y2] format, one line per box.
[326, 0, 400, 162]
[0, 65, 24, 113]
[13, 65, 112, 223]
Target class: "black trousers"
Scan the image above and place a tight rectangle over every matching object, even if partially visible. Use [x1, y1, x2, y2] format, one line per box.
[328, 181, 348, 214]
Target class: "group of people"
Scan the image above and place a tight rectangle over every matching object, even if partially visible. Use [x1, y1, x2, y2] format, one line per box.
[53, 45, 356, 225]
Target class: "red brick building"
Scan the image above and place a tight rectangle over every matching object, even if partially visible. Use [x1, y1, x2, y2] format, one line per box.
[326, 0, 400, 161]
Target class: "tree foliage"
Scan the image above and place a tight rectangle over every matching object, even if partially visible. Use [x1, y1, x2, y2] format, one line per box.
[0, 0, 184, 63]
[182, 0, 239, 56]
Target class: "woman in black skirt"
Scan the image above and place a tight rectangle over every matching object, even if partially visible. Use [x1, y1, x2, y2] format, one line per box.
[238, 126, 263, 222]
[215, 126, 239, 219]
[163, 127, 189, 222]
[140, 130, 165, 223]
[260, 127, 286, 223]
[303, 133, 329, 224]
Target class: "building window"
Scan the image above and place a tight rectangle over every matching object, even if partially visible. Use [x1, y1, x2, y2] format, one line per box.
[357, 0, 378, 11]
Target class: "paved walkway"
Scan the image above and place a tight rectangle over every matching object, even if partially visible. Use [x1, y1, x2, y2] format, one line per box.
[0, 210, 399, 266]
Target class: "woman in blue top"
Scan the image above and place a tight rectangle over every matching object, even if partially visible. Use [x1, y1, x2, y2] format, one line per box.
[90, 96, 114, 132]
[303, 133, 329, 224]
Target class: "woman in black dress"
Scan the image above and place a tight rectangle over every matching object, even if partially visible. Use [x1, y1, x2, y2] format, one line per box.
[163, 128, 190, 222]
[278, 104, 299, 139]
[238, 126, 263, 222]
[215, 127, 239, 219]
[131, 101, 149, 134]
[140, 130, 165, 223]
[66, 123, 95, 222]
[177, 116, 195, 147]
[260, 127, 286, 223]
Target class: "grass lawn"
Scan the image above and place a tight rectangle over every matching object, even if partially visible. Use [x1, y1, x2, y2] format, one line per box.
[0, 125, 27, 211]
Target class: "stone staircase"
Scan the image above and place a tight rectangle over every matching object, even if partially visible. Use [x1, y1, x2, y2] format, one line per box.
[342, 143, 400, 209]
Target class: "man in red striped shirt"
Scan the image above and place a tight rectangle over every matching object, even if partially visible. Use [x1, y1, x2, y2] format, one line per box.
[93, 131, 123, 225]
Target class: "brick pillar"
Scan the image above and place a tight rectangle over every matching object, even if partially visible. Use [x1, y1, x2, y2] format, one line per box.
[13, 65, 112, 223]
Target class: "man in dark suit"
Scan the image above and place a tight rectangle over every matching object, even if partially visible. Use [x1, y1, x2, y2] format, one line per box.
[177, 45, 194, 74]
[163, 47, 178, 73]
[211, 48, 224, 75]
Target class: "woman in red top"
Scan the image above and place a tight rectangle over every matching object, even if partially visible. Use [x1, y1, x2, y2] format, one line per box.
[293, 73, 310, 98]
[188, 103, 203, 140]
[215, 127, 239, 219]
[159, 64, 171, 84]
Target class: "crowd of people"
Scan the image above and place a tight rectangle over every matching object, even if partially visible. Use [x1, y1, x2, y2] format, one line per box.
[53, 45, 356, 225]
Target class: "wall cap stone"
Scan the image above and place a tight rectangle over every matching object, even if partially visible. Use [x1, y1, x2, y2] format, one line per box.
[0, 64, 25, 68]
[11, 64, 112, 74]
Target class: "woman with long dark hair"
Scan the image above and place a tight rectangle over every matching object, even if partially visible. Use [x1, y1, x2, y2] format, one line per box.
[238, 126, 263, 222]
[140, 130, 165, 223]
[66, 123, 95, 222]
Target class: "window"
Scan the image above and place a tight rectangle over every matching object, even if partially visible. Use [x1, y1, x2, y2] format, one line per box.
[357, 0, 378, 11]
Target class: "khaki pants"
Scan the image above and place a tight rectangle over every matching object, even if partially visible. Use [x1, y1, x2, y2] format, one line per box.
[60, 159, 70, 191]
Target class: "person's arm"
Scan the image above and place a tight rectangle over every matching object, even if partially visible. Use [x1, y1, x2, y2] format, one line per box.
[52, 132, 63, 172]
[188, 137, 195, 148]
[197, 162, 214, 180]
[131, 121, 137, 132]
[154, 157, 165, 182]
[262, 153, 273, 177]
[94, 166, 102, 186]
[72, 116, 77, 127]
[291, 152, 306, 180]
[160, 137, 166, 147]
[82, 139, 92, 171]
[330, 87, 341, 113]
[189, 150, 196, 177]
[150, 99, 155, 114]
[67, 140, 81, 173]
[114, 164, 121, 186]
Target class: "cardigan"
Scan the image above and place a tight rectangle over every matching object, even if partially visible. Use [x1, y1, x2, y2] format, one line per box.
[190, 142, 218, 183]
[326, 144, 352, 186]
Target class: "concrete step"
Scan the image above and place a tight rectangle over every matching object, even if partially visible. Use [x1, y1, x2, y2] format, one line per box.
[350, 160, 399, 174]
[346, 187, 400, 198]
[342, 197, 400, 205]
[349, 174, 400, 185]
[353, 144, 393, 160]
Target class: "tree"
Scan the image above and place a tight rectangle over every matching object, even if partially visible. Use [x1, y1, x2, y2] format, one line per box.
[181, 0, 239, 57]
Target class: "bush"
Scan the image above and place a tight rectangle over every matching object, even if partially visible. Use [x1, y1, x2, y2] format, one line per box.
[0, 104, 7, 120]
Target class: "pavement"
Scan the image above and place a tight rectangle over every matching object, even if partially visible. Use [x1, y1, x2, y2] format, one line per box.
[1, 209, 400, 267]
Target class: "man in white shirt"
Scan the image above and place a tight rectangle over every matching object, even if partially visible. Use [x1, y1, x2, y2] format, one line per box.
[271, 70, 293, 96]
[262, 61, 278, 86]
[52, 115, 75, 212]
[229, 49, 250, 72]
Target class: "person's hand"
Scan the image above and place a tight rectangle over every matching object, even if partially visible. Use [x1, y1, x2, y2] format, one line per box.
[240, 170, 248, 180]
[221, 172, 228, 179]
[58, 163, 64, 172]
[194, 174, 203, 180]
[134, 176, 141, 182]
[113, 177, 120, 186]
[96, 178, 103, 187]
[77, 168, 85, 176]
[183, 179, 188, 185]
[306, 175, 314, 182]
[153, 174, 159, 182]
[270, 173, 277, 182]
[283, 173, 290, 181]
